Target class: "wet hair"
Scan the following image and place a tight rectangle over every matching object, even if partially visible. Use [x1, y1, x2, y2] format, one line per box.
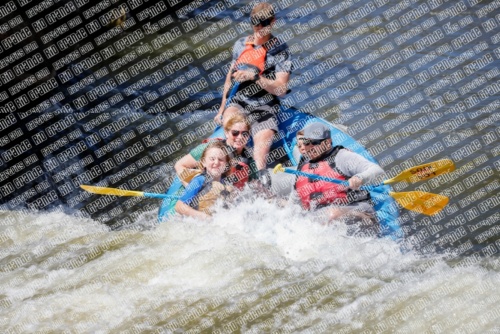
[199, 141, 231, 172]
[251, 3, 275, 19]
[224, 113, 251, 132]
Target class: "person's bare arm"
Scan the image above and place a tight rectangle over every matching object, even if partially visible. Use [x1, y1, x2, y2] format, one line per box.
[175, 201, 210, 220]
[174, 154, 199, 187]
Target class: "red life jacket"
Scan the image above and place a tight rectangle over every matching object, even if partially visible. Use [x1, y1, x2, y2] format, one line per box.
[201, 137, 250, 189]
[295, 146, 370, 210]
[227, 162, 250, 189]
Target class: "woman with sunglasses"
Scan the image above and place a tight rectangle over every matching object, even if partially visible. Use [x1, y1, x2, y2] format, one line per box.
[294, 123, 385, 226]
[175, 114, 257, 189]
[213, 3, 292, 189]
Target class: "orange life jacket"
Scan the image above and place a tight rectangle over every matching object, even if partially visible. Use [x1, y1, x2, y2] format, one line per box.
[234, 37, 267, 74]
[295, 146, 370, 210]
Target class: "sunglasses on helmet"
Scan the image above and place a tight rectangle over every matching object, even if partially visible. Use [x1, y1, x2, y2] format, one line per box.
[250, 16, 273, 27]
[299, 138, 324, 146]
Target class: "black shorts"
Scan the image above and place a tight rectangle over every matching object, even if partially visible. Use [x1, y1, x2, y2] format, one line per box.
[227, 102, 279, 136]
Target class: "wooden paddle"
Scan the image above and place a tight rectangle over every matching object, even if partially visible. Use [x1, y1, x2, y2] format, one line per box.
[273, 159, 453, 216]
[80, 185, 178, 199]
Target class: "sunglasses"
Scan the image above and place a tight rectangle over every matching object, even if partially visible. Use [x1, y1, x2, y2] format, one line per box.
[250, 16, 273, 27]
[299, 138, 324, 146]
[231, 130, 250, 137]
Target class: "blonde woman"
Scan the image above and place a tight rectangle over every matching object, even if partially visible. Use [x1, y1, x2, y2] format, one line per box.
[175, 114, 257, 189]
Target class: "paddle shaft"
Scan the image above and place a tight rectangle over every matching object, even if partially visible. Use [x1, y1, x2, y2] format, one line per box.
[144, 193, 178, 199]
[80, 185, 179, 199]
[280, 158, 454, 189]
[282, 168, 378, 190]
[218, 82, 240, 123]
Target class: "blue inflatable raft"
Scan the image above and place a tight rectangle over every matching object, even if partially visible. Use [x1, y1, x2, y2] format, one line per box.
[157, 107, 402, 240]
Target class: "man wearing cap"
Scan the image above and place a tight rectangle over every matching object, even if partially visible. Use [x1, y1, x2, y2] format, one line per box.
[214, 2, 292, 188]
[295, 123, 384, 222]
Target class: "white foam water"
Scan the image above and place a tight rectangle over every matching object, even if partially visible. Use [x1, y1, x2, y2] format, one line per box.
[0, 200, 499, 333]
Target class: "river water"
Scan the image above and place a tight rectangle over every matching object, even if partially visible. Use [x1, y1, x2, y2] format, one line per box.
[0, 0, 499, 332]
[1, 204, 500, 333]
[1, 203, 500, 333]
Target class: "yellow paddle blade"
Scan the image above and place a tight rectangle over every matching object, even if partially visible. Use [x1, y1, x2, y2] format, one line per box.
[390, 191, 449, 216]
[273, 164, 285, 174]
[80, 185, 144, 197]
[384, 159, 455, 184]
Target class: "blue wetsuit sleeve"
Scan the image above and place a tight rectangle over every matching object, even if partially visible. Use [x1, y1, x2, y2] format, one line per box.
[179, 175, 205, 206]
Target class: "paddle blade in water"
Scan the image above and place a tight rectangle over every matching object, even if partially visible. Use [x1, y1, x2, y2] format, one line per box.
[384, 159, 456, 184]
[80, 185, 144, 197]
[390, 191, 449, 216]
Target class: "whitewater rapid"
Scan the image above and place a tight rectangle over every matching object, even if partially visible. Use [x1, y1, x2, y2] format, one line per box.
[1, 198, 499, 333]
